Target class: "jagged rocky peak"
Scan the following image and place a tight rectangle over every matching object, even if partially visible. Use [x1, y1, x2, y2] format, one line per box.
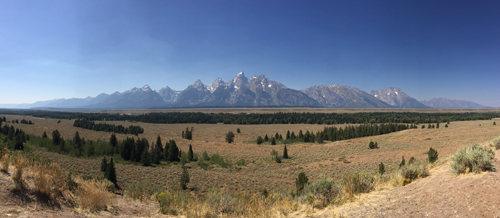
[207, 78, 225, 93]
[192, 79, 206, 89]
[141, 85, 152, 91]
[232, 71, 247, 88]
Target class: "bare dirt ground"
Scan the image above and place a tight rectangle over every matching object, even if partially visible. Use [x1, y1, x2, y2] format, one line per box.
[293, 147, 500, 218]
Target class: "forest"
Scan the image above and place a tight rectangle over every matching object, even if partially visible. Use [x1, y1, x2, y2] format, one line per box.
[1, 110, 498, 125]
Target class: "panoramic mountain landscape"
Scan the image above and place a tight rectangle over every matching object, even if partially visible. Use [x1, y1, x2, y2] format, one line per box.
[0, 72, 486, 109]
[2, 1, 500, 218]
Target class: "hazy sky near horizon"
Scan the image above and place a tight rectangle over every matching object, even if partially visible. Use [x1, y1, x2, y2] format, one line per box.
[1, 0, 500, 106]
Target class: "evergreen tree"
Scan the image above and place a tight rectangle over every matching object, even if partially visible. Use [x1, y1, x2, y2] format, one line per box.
[100, 156, 108, 172]
[436, 122, 440, 129]
[428, 124, 431, 128]
[188, 144, 194, 162]
[291, 131, 296, 139]
[52, 130, 61, 145]
[264, 134, 269, 141]
[427, 147, 438, 163]
[379, 162, 385, 175]
[286, 130, 290, 140]
[237, 128, 240, 133]
[180, 167, 190, 190]
[167, 140, 180, 162]
[153, 135, 163, 164]
[42, 131, 48, 139]
[295, 172, 308, 195]
[256, 136, 263, 145]
[225, 131, 235, 143]
[105, 158, 117, 187]
[422, 125, 425, 129]
[399, 156, 406, 168]
[141, 148, 151, 166]
[445, 124, 449, 128]
[283, 144, 288, 159]
[494, 122, 496, 125]
[164, 140, 170, 162]
[271, 137, 276, 145]
[110, 133, 117, 147]
[14, 135, 24, 150]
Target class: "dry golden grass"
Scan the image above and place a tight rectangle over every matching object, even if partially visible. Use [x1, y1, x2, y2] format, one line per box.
[0, 151, 9, 173]
[3, 114, 500, 195]
[33, 162, 66, 198]
[75, 177, 112, 212]
[12, 156, 26, 189]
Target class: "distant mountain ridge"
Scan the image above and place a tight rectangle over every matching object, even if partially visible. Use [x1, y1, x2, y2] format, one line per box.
[302, 84, 392, 108]
[369, 87, 429, 108]
[421, 98, 486, 108]
[0, 72, 488, 109]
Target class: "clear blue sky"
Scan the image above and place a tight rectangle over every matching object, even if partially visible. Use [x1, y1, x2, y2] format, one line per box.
[1, 0, 500, 106]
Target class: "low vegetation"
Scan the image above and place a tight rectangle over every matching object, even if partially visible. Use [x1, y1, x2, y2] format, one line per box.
[451, 143, 495, 174]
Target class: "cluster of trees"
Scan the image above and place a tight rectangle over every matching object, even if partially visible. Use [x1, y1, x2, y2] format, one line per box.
[118, 135, 181, 166]
[3, 110, 499, 125]
[20, 119, 34, 125]
[73, 119, 144, 135]
[0, 124, 27, 150]
[182, 127, 193, 140]
[257, 123, 413, 145]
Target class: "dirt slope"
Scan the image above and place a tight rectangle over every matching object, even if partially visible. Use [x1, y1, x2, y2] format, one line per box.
[330, 149, 500, 217]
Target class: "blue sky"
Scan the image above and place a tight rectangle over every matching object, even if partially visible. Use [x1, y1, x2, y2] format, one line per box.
[1, 0, 500, 106]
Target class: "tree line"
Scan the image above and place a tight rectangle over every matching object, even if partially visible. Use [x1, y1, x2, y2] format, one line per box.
[1, 110, 499, 125]
[73, 119, 144, 135]
[258, 123, 416, 144]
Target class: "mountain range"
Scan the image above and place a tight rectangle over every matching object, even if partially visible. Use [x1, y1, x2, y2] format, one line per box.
[0, 72, 487, 109]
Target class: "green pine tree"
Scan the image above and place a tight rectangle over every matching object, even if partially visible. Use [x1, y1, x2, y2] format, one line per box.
[283, 144, 288, 159]
[106, 158, 117, 187]
[100, 156, 108, 172]
[379, 162, 385, 175]
[188, 144, 194, 162]
[180, 167, 190, 190]
[141, 148, 151, 166]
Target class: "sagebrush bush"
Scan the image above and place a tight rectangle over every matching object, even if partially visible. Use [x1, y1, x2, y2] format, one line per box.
[493, 136, 500, 150]
[205, 189, 237, 214]
[451, 143, 495, 174]
[303, 177, 339, 207]
[342, 172, 374, 200]
[399, 162, 428, 186]
[125, 179, 163, 201]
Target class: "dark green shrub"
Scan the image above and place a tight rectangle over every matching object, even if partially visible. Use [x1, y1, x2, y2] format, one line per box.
[256, 136, 263, 145]
[100, 156, 107, 172]
[399, 156, 405, 168]
[225, 131, 235, 143]
[427, 147, 438, 163]
[408, 157, 416, 165]
[236, 158, 245, 166]
[180, 167, 190, 190]
[378, 162, 385, 175]
[368, 141, 378, 149]
[283, 144, 289, 159]
[296, 172, 308, 195]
